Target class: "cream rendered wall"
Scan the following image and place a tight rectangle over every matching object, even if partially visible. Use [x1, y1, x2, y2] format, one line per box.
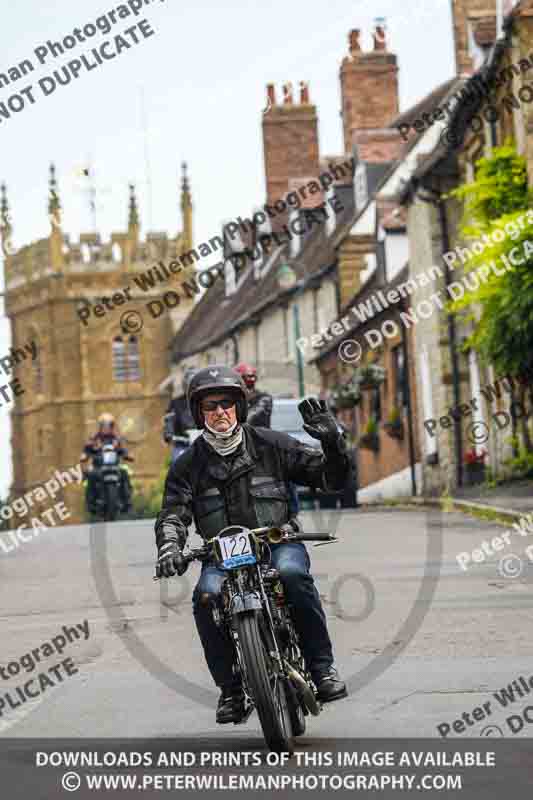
[190, 275, 338, 399]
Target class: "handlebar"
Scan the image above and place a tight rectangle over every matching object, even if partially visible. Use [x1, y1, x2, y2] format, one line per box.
[153, 527, 337, 580]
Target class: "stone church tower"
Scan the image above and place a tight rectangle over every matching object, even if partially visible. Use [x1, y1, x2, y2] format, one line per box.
[0, 164, 195, 524]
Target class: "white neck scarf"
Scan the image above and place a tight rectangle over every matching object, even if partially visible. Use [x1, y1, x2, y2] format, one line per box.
[202, 420, 243, 456]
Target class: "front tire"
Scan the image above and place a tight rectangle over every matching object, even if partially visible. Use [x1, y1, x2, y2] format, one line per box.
[236, 611, 294, 754]
[104, 482, 120, 522]
[285, 678, 306, 736]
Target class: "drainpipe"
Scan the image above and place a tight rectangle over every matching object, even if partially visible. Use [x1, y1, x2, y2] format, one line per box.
[399, 303, 417, 497]
[416, 185, 464, 489]
[437, 197, 464, 489]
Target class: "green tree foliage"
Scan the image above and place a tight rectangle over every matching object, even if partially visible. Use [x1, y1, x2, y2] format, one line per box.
[449, 142, 533, 382]
[131, 456, 170, 519]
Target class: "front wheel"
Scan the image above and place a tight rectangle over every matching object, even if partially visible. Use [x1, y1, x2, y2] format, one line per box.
[104, 482, 120, 522]
[285, 678, 306, 736]
[235, 612, 294, 754]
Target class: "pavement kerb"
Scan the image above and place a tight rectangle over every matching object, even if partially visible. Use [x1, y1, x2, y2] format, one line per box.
[362, 496, 528, 525]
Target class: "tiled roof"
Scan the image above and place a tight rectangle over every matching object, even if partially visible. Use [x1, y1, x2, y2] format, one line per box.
[390, 77, 464, 155]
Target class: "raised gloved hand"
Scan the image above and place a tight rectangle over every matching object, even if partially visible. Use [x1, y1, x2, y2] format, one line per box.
[298, 397, 343, 451]
[156, 540, 188, 578]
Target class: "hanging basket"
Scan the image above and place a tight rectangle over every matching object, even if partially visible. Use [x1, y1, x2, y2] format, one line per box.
[357, 364, 386, 391]
[337, 394, 361, 409]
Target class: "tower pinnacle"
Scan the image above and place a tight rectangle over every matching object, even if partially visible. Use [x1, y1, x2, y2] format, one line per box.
[48, 163, 62, 229]
[1, 183, 11, 233]
[180, 162, 192, 250]
[128, 183, 140, 228]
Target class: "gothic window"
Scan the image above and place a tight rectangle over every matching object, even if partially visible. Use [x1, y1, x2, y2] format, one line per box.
[26, 328, 43, 394]
[112, 336, 141, 382]
[33, 345, 43, 394]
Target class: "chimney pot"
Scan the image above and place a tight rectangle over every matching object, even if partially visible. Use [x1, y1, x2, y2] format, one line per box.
[266, 83, 276, 106]
[349, 29, 361, 56]
[373, 24, 387, 51]
[299, 80, 310, 104]
[282, 81, 294, 104]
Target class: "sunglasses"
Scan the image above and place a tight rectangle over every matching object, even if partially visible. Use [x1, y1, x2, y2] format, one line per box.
[201, 398, 236, 412]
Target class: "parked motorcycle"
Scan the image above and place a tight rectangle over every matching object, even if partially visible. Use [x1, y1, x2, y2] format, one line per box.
[155, 524, 337, 753]
[86, 443, 132, 522]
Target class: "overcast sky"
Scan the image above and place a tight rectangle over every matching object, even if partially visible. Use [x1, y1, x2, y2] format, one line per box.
[0, 0, 454, 497]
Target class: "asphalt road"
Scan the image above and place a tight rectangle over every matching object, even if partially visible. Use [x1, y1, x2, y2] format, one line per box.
[1, 506, 533, 742]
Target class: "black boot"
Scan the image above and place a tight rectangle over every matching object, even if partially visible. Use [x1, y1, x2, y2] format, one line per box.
[216, 685, 246, 724]
[315, 667, 347, 703]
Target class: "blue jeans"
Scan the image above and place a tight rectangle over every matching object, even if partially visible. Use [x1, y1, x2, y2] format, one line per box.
[192, 541, 333, 688]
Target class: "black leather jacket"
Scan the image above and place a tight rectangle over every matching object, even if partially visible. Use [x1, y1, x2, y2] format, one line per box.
[247, 390, 273, 428]
[154, 423, 348, 549]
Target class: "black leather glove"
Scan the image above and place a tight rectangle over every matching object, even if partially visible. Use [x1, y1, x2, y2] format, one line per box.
[298, 397, 344, 451]
[156, 540, 188, 578]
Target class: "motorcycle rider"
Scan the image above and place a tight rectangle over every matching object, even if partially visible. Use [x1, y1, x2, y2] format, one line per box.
[81, 413, 133, 513]
[164, 367, 197, 464]
[155, 366, 348, 724]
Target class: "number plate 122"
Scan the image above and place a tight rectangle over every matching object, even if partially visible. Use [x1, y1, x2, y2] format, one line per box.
[219, 531, 257, 569]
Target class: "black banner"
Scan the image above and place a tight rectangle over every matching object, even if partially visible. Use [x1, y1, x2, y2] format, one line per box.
[1, 738, 532, 798]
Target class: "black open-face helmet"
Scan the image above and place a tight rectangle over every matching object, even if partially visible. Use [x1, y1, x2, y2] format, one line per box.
[187, 366, 248, 428]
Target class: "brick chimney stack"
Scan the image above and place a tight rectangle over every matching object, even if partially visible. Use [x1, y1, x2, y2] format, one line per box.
[262, 80, 320, 213]
[339, 22, 402, 162]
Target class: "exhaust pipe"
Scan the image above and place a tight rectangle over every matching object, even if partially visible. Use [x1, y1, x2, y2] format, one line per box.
[267, 528, 284, 544]
[284, 661, 320, 716]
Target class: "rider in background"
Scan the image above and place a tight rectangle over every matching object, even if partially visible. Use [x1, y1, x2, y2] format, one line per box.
[81, 413, 133, 513]
[164, 367, 197, 464]
[235, 362, 299, 514]
[235, 363, 272, 428]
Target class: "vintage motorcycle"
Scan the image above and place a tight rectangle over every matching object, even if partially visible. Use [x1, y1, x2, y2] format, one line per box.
[156, 524, 337, 753]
